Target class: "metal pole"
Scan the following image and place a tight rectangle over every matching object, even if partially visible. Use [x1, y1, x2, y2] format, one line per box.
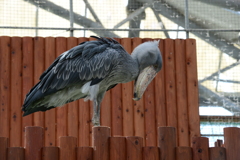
[69, 0, 74, 37]
[184, 0, 189, 38]
[35, 5, 39, 36]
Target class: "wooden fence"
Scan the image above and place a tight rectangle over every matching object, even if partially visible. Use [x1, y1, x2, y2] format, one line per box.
[0, 37, 199, 148]
[1, 126, 240, 160]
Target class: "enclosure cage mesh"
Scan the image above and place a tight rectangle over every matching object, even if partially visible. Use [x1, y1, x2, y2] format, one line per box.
[0, 0, 240, 146]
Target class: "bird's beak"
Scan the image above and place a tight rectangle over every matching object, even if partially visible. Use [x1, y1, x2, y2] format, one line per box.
[133, 65, 158, 101]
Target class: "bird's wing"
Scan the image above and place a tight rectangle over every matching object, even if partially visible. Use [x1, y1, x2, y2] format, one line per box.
[23, 36, 126, 108]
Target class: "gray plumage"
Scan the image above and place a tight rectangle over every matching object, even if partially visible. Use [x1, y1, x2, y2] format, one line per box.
[22, 36, 162, 126]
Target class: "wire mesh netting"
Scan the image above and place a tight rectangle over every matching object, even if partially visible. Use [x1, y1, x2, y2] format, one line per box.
[0, 0, 240, 146]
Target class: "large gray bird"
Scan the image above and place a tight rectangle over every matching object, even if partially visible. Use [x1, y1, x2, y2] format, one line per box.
[22, 36, 162, 126]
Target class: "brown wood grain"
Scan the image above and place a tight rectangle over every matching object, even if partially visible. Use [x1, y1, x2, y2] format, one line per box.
[42, 147, 59, 160]
[224, 127, 240, 160]
[55, 37, 67, 146]
[158, 127, 176, 160]
[126, 136, 143, 160]
[143, 147, 160, 160]
[175, 39, 189, 146]
[44, 37, 56, 146]
[92, 126, 110, 160]
[59, 136, 77, 160]
[33, 37, 45, 127]
[101, 90, 111, 127]
[22, 37, 34, 146]
[163, 39, 177, 130]
[24, 126, 43, 160]
[209, 147, 226, 160]
[0, 137, 8, 160]
[191, 137, 209, 160]
[0, 36, 11, 138]
[77, 147, 93, 160]
[176, 147, 192, 160]
[67, 37, 79, 138]
[132, 37, 145, 146]
[110, 136, 126, 160]
[8, 147, 25, 160]
[10, 37, 22, 147]
[186, 39, 200, 139]
[155, 39, 167, 127]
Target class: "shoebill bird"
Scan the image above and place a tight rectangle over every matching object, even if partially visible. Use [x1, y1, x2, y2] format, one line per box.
[22, 36, 162, 126]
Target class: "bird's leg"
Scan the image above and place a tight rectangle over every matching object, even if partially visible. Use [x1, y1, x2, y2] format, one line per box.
[92, 100, 101, 126]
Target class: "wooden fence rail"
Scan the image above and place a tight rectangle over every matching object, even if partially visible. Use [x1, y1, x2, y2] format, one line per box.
[1, 126, 239, 160]
[0, 37, 199, 148]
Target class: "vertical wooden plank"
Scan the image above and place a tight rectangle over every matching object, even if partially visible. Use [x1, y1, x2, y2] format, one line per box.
[164, 39, 177, 131]
[67, 37, 79, 139]
[101, 91, 111, 127]
[92, 126, 110, 160]
[33, 37, 45, 127]
[55, 37, 67, 146]
[8, 147, 25, 160]
[44, 37, 56, 146]
[209, 147, 226, 160]
[176, 147, 192, 160]
[22, 37, 34, 146]
[142, 38, 157, 147]
[42, 147, 59, 160]
[175, 39, 189, 146]
[186, 39, 200, 139]
[77, 147, 93, 160]
[126, 136, 143, 160]
[224, 127, 240, 160]
[0, 137, 8, 160]
[121, 38, 134, 136]
[158, 127, 176, 160]
[110, 136, 126, 160]
[132, 38, 145, 146]
[191, 137, 209, 160]
[0, 36, 11, 139]
[155, 39, 166, 128]
[143, 147, 160, 160]
[77, 37, 91, 147]
[59, 137, 77, 160]
[24, 126, 43, 160]
[10, 37, 22, 147]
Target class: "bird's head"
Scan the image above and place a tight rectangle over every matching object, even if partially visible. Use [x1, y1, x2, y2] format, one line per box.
[131, 40, 162, 101]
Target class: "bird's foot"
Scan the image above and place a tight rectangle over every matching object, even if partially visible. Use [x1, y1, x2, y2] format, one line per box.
[92, 117, 100, 126]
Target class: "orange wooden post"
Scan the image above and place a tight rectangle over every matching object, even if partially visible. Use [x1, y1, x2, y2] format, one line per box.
[176, 147, 192, 160]
[24, 126, 43, 160]
[10, 37, 22, 147]
[175, 39, 189, 146]
[55, 37, 67, 146]
[224, 127, 240, 160]
[110, 136, 126, 160]
[22, 37, 34, 146]
[92, 126, 110, 160]
[121, 38, 134, 137]
[33, 37, 45, 127]
[42, 147, 59, 160]
[77, 147, 93, 160]
[191, 137, 209, 160]
[44, 37, 56, 146]
[59, 136, 77, 160]
[8, 147, 25, 160]
[163, 39, 177, 131]
[0, 137, 8, 160]
[66, 37, 79, 139]
[209, 147, 226, 160]
[143, 147, 160, 160]
[126, 136, 143, 160]
[186, 39, 200, 140]
[158, 127, 176, 160]
[0, 36, 11, 139]
[132, 38, 145, 145]
[155, 39, 167, 127]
